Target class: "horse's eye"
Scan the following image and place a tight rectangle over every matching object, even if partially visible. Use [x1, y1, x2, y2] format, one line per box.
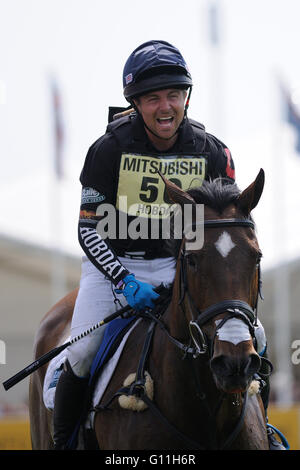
[256, 251, 263, 265]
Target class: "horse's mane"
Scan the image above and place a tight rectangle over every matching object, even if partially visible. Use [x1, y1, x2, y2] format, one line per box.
[165, 177, 244, 257]
[187, 177, 240, 213]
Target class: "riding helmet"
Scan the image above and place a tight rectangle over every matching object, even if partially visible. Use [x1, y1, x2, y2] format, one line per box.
[123, 40, 193, 102]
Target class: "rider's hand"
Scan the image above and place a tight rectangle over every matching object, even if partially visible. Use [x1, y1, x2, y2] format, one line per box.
[115, 274, 159, 311]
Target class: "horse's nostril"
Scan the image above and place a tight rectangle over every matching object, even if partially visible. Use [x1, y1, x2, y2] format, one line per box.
[211, 353, 261, 378]
[210, 355, 228, 376]
[245, 353, 261, 376]
[210, 355, 240, 377]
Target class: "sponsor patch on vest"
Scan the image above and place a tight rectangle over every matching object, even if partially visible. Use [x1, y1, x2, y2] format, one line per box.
[81, 187, 106, 204]
[116, 153, 206, 218]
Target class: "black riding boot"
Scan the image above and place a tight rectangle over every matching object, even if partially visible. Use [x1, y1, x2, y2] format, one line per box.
[258, 352, 288, 450]
[53, 360, 89, 450]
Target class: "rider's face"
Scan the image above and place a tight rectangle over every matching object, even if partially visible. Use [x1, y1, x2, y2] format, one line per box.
[134, 88, 187, 149]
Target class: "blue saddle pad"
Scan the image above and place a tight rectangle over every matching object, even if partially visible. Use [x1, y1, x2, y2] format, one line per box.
[88, 316, 136, 383]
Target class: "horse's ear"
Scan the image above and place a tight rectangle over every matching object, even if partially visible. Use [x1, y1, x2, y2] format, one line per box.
[236, 168, 265, 215]
[158, 171, 196, 206]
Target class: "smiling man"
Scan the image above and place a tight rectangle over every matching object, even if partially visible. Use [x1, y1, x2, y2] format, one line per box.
[133, 88, 187, 150]
[52, 40, 286, 451]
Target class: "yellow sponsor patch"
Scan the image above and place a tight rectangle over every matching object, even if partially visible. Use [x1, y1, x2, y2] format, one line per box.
[117, 153, 206, 218]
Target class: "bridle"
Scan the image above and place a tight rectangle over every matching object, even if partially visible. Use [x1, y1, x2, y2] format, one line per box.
[164, 216, 264, 449]
[179, 217, 263, 358]
[139, 217, 263, 360]
[99, 216, 267, 450]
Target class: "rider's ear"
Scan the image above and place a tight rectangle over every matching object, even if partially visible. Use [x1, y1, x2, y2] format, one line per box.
[158, 172, 196, 207]
[236, 168, 265, 215]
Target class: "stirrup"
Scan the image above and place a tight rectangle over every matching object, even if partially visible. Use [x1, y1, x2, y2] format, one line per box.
[267, 423, 290, 450]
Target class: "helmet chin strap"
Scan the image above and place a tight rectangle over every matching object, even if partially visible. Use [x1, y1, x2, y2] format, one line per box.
[133, 87, 192, 142]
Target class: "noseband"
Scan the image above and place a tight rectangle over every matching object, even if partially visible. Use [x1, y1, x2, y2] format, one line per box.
[180, 218, 262, 357]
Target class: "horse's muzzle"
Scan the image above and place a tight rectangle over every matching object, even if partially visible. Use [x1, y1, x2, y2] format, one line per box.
[210, 353, 261, 393]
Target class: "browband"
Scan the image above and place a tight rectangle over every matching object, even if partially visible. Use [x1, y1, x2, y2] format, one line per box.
[204, 219, 255, 229]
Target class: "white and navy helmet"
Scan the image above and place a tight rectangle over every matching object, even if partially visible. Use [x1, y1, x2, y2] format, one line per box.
[123, 40, 193, 102]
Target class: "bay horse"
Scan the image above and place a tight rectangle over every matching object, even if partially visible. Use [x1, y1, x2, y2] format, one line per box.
[29, 169, 269, 450]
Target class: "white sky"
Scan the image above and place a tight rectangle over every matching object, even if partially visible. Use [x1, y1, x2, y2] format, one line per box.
[1, 0, 300, 270]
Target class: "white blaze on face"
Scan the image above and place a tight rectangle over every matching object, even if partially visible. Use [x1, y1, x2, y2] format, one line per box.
[215, 231, 236, 258]
[215, 318, 251, 345]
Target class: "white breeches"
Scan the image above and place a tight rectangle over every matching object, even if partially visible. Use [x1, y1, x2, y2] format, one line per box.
[67, 256, 177, 377]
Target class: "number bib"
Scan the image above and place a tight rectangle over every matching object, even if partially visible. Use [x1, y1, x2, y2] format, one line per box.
[116, 153, 207, 219]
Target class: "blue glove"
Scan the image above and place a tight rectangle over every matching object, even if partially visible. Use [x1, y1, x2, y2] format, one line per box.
[115, 274, 159, 311]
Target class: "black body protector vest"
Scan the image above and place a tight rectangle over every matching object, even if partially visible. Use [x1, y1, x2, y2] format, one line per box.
[79, 112, 234, 285]
[107, 110, 209, 231]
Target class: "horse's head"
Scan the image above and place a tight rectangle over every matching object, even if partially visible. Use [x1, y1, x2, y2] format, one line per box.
[161, 169, 265, 394]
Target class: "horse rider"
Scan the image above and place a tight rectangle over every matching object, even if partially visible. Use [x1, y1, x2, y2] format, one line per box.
[53, 40, 285, 450]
